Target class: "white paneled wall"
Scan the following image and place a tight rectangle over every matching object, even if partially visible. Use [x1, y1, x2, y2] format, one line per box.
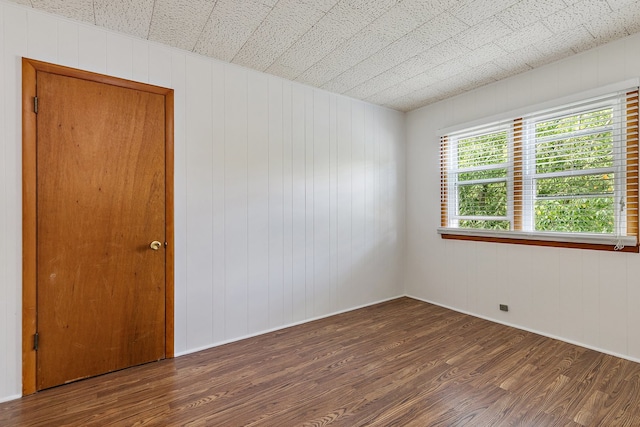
[0, 1, 406, 401]
[405, 31, 640, 363]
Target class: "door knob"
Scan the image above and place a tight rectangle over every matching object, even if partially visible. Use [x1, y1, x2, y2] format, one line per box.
[150, 241, 162, 250]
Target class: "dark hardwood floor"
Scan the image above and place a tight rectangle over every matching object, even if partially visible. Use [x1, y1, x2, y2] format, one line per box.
[2, 297, 640, 426]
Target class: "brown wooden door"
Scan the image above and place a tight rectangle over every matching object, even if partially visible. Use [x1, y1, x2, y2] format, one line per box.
[35, 71, 167, 390]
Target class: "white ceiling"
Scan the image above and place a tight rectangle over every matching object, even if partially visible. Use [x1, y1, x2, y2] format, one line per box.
[9, 0, 640, 111]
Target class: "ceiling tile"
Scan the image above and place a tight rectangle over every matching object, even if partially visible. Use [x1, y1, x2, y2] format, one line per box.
[344, 70, 404, 99]
[436, 73, 475, 96]
[262, 61, 300, 81]
[620, 5, 640, 34]
[457, 17, 512, 50]
[494, 21, 554, 52]
[388, 55, 441, 82]
[295, 3, 423, 87]
[232, 0, 325, 71]
[300, 0, 447, 85]
[462, 43, 507, 68]
[619, 2, 640, 32]
[380, 84, 446, 111]
[94, 0, 154, 39]
[492, 47, 542, 73]
[321, 36, 427, 93]
[531, 25, 596, 64]
[457, 62, 503, 86]
[418, 38, 471, 68]
[543, 0, 613, 34]
[398, 0, 460, 22]
[583, 8, 630, 42]
[410, 12, 469, 48]
[31, 0, 94, 22]
[342, 0, 398, 21]
[496, 0, 568, 30]
[363, 3, 426, 41]
[361, 35, 430, 70]
[7, 0, 640, 112]
[193, 0, 272, 61]
[266, 1, 387, 79]
[606, 0, 638, 8]
[308, 0, 341, 12]
[449, 0, 520, 26]
[365, 81, 416, 105]
[401, 69, 447, 91]
[148, 0, 218, 51]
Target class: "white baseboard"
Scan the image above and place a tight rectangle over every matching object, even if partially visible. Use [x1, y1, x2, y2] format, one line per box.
[0, 394, 21, 404]
[175, 294, 405, 357]
[404, 294, 640, 365]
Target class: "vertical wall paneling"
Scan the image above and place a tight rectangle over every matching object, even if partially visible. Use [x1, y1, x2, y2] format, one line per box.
[581, 253, 600, 347]
[0, 2, 8, 401]
[26, 9, 57, 63]
[372, 108, 382, 299]
[247, 72, 270, 334]
[529, 247, 560, 335]
[56, 19, 79, 68]
[0, 1, 406, 400]
[3, 3, 26, 400]
[281, 81, 294, 325]
[363, 105, 375, 297]
[224, 66, 249, 338]
[211, 61, 226, 343]
[171, 51, 187, 354]
[329, 95, 338, 309]
[598, 253, 628, 355]
[627, 256, 640, 359]
[148, 44, 172, 89]
[380, 111, 397, 294]
[268, 76, 284, 328]
[313, 90, 331, 316]
[106, 32, 133, 80]
[185, 55, 214, 348]
[304, 87, 315, 317]
[558, 249, 584, 343]
[291, 84, 307, 323]
[78, 25, 106, 74]
[336, 97, 353, 311]
[132, 40, 149, 84]
[350, 102, 366, 307]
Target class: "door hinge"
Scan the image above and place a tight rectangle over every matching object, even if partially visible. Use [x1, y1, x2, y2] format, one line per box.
[34, 332, 39, 351]
[34, 96, 38, 114]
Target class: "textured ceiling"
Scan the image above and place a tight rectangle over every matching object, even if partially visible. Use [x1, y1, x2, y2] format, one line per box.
[9, 0, 640, 111]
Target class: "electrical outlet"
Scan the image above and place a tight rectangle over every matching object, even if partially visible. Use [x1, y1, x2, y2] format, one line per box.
[499, 304, 509, 312]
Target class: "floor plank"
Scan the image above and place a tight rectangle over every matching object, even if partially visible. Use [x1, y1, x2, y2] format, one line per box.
[1, 297, 639, 426]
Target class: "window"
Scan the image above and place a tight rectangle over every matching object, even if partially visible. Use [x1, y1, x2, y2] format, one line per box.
[440, 87, 639, 251]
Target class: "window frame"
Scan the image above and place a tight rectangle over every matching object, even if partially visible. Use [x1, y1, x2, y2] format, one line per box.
[438, 83, 639, 252]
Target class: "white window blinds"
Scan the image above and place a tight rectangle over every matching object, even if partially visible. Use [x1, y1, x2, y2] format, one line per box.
[440, 88, 639, 249]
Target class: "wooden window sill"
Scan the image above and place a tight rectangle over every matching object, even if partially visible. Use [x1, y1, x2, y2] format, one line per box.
[438, 228, 639, 253]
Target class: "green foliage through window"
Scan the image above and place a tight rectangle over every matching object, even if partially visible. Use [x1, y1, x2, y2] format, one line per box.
[443, 90, 637, 238]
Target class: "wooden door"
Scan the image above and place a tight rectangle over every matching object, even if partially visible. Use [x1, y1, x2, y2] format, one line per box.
[34, 70, 167, 390]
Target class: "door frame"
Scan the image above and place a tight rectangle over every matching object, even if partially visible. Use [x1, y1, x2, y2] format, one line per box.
[21, 58, 175, 395]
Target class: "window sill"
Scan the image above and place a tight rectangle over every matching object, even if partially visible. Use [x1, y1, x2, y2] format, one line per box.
[437, 228, 639, 253]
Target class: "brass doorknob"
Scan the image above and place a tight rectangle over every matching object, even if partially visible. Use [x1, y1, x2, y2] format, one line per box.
[150, 241, 162, 250]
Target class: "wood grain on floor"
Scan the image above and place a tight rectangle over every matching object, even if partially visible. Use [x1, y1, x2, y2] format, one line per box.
[1, 297, 639, 426]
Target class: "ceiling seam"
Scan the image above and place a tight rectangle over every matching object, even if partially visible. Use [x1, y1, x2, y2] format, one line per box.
[319, 11, 463, 97]
[263, 0, 343, 76]
[229, 0, 280, 65]
[190, 0, 219, 52]
[145, 0, 158, 40]
[294, 1, 420, 89]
